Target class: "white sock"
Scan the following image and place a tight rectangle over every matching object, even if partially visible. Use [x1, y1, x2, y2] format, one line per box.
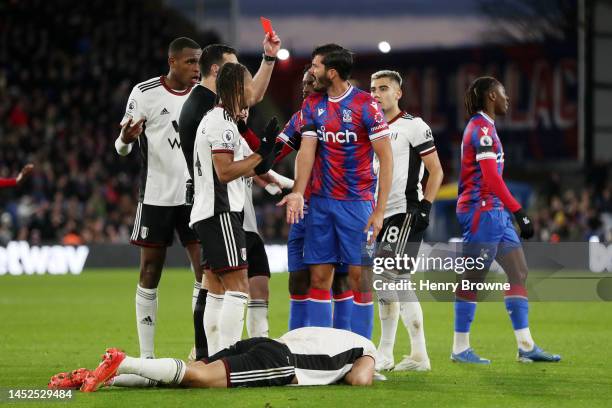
[453, 332, 470, 355]
[192, 281, 202, 313]
[118, 356, 186, 385]
[136, 285, 158, 358]
[109, 374, 158, 388]
[399, 299, 428, 361]
[246, 299, 269, 338]
[514, 327, 535, 352]
[377, 300, 399, 359]
[204, 293, 225, 356]
[218, 291, 248, 351]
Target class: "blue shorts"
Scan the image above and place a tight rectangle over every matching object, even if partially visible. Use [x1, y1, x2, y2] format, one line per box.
[287, 210, 348, 274]
[457, 209, 521, 267]
[304, 195, 374, 266]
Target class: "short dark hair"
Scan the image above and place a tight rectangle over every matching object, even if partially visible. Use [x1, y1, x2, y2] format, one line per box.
[464, 76, 501, 117]
[200, 44, 238, 77]
[312, 44, 354, 81]
[216, 62, 248, 120]
[311, 43, 345, 59]
[168, 37, 201, 55]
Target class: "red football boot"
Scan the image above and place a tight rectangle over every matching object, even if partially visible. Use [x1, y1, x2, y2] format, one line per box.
[48, 368, 91, 389]
[80, 348, 126, 392]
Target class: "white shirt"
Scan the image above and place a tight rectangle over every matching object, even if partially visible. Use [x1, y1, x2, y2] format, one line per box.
[278, 327, 376, 386]
[375, 112, 436, 218]
[242, 141, 259, 235]
[118, 76, 192, 206]
[190, 107, 245, 226]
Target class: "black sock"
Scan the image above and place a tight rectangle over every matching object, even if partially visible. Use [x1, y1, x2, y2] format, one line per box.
[194, 288, 208, 360]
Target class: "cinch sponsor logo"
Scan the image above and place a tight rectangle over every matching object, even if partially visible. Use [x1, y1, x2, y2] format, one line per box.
[0, 241, 89, 276]
[317, 126, 357, 143]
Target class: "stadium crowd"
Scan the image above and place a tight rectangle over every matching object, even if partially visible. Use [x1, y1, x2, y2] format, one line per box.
[533, 174, 612, 242]
[0, 0, 291, 246]
[0, 0, 609, 246]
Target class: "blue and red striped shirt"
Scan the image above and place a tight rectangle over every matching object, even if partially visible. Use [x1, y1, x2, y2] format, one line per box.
[300, 85, 389, 201]
[457, 112, 506, 213]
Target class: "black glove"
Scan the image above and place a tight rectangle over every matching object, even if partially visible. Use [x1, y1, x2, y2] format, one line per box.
[185, 179, 194, 205]
[411, 199, 432, 233]
[254, 117, 279, 175]
[513, 208, 534, 239]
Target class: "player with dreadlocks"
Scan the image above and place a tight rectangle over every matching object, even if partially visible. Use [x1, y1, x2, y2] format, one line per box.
[452, 76, 561, 364]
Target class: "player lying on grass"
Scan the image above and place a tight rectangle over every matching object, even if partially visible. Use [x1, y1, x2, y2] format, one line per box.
[48, 327, 376, 391]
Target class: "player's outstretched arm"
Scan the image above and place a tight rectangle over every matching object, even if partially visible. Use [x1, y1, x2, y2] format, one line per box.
[343, 356, 375, 386]
[247, 32, 281, 106]
[16, 163, 34, 185]
[212, 153, 262, 183]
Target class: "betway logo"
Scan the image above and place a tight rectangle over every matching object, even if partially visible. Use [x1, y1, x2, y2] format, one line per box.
[317, 126, 357, 143]
[0, 241, 89, 276]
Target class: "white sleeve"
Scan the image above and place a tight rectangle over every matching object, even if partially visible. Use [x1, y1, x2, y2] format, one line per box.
[360, 338, 377, 361]
[116, 86, 147, 155]
[115, 136, 133, 156]
[242, 137, 254, 156]
[209, 119, 239, 154]
[268, 170, 294, 189]
[410, 118, 436, 157]
[120, 86, 147, 125]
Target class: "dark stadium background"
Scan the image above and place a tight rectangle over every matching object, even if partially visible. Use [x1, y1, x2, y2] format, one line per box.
[0, 0, 610, 256]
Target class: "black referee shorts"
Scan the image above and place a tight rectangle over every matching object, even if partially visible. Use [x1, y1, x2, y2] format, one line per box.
[245, 231, 270, 278]
[204, 338, 295, 388]
[193, 212, 248, 274]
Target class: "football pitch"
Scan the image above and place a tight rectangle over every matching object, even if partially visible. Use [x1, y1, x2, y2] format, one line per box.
[1, 269, 611, 407]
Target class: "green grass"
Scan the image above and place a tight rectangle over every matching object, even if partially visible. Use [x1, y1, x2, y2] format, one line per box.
[1, 269, 611, 407]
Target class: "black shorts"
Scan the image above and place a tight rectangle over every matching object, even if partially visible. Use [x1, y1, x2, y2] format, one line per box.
[130, 202, 198, 247]
[204, 338, 295, 388]
[376, 212, 424, 259]
[246, 231, 270, 278]
[193, 212, 248, 274]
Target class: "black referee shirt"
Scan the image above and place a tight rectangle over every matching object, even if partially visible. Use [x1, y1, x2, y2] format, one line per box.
[179, 84, 216, 179]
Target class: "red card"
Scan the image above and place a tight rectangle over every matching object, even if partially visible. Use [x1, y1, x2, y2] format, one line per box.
[260, 17, 273, 36]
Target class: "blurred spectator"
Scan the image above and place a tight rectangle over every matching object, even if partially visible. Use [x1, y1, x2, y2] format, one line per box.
[533, 179, 612, 243]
